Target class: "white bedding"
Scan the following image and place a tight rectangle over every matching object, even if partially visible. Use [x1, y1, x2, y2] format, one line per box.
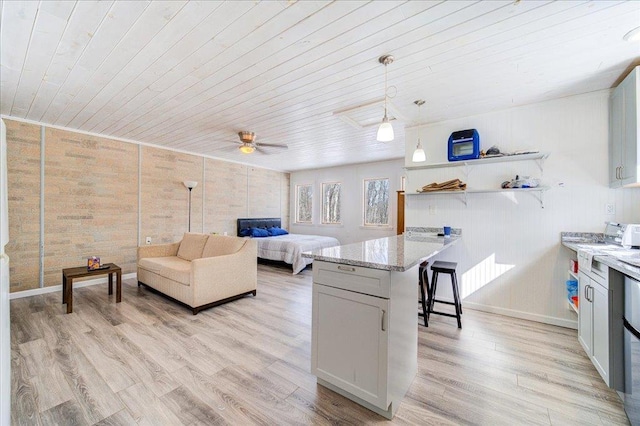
[255, 234, 340, 274]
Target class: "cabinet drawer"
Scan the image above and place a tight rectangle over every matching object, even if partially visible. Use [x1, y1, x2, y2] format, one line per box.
[313, 261, 391, 298]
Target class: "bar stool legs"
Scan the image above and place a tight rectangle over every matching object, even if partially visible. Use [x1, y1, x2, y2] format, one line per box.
[418, 261, 429, 327]
[426, 261, 462, 329]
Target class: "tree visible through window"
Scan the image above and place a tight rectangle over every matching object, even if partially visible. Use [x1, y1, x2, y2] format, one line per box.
[322, 182, 341, 224]
[364, 178, 389, 226]
[296, 184, 313, 223]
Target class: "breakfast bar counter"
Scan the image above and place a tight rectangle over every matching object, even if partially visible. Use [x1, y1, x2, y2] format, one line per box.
[302, 234, 459, 272]
[303, 234, 459, 419]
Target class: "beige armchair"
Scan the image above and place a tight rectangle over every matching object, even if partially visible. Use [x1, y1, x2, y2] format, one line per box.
[137, 233, 257, 314]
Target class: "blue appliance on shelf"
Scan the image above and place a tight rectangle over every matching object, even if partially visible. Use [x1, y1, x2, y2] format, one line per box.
[448, 129, 480, 161]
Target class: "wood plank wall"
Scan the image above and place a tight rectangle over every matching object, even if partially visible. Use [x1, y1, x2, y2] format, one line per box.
[204, 158, 248, 236]
[43, 128, 139, 287]
[4, 119, 290, 292]
[140, 146, 203, 243]
[5, 120, 40, 292]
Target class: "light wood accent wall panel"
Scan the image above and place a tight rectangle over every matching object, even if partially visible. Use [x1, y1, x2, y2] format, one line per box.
[43, 128, 139, 286]
[5, 120, 41, 292]
[204, 158, 248, 236]
[248, 167, 284, 220]
[140, 146, 203, 244]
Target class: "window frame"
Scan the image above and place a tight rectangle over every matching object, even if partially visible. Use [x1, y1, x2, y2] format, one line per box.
[321, 181, 342, 225]
[362, 177, 391, 227]
[295, 184, 313, 224]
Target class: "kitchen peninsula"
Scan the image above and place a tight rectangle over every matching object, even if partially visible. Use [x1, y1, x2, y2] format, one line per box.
[302, 234, 459, 419]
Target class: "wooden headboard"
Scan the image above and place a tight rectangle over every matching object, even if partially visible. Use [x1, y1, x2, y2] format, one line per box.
[237, 218, 282, 236]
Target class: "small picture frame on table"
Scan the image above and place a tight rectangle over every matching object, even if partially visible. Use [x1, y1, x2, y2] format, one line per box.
[87, 256, 101, 270]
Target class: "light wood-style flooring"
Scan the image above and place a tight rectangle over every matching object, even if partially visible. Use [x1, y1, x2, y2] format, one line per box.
[11, 264, 629, 425]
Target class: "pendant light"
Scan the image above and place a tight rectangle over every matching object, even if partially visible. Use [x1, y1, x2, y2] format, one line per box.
[377, 55, 395, 142]
[412, 100, 426, 163]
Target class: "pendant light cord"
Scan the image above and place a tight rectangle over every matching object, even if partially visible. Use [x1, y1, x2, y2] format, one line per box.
[384, 62, 388, 117]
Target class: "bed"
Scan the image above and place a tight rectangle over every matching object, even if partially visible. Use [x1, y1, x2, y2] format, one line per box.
[237, 218, 340, 274]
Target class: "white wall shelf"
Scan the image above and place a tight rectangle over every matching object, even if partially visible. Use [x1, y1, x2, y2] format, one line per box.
[406, 186, 550, 208]
[404, 152, 550, 171]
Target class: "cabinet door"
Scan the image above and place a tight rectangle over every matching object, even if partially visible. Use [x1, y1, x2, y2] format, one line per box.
[620, 69, 638, 186]
[578, 272, 593, 356]
[610, 87, 624, 188]
[591, 281, 611, 384]
[311, 284, 389, 410]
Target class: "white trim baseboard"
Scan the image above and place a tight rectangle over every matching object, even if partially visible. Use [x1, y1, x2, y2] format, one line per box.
[9, 272, 137, 300]
[463, 301, 578, 330]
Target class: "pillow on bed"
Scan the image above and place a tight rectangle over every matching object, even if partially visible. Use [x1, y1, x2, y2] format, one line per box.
[249, 227, 269, 238]
[267, 226, 289, 236]
[239, 228, 252, 237]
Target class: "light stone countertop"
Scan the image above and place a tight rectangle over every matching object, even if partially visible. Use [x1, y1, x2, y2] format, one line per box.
[302, 234, 460, 272]
[562, 239, 640, 282]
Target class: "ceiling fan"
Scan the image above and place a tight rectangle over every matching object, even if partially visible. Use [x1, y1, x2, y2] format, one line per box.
[232, 131, 288, 154]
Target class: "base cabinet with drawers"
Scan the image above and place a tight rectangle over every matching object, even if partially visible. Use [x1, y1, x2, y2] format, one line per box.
[311, 260, 417, 419]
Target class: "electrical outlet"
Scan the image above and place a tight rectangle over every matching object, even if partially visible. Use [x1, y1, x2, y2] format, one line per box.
[605, 204, 615, 215]
[429, 205, 437, 215]
[145, 236, 151, 245]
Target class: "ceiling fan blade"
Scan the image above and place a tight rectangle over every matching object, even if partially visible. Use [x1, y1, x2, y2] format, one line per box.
[255, 142, 288, 149]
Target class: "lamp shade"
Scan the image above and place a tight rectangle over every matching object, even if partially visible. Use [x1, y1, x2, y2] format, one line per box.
[376, 119, 394, 142]
[412, 148, 426, 163]
[183, 180, 198, 189]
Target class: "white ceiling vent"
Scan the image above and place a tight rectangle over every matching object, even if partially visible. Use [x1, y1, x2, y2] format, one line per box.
[333, 98, 406, 130]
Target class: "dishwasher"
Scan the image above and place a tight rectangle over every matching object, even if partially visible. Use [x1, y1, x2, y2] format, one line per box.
[624, 276, 640, 426]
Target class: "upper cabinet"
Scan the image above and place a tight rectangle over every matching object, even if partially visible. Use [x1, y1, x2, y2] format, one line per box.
[610, 66, 639, 188]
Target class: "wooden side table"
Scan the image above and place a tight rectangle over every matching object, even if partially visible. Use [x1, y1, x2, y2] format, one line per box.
[62, 263, 122, 314]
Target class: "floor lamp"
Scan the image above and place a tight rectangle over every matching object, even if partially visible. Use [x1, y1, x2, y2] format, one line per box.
[183, 180, 197, 232]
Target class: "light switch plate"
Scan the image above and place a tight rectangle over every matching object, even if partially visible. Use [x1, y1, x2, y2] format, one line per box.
[145, 237, 151, 245]
[605, 204, 615, 215]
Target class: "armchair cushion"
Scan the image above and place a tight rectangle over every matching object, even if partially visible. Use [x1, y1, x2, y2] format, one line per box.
[177, 232, 208, 261]
[202, 235, 247, 258]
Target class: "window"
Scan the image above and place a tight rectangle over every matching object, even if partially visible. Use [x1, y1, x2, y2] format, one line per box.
[295, 184, 313, 223]
[321, 182, 341, 224]
[363, 178, 390, 226]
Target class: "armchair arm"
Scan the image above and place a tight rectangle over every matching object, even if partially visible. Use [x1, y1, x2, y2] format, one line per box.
[137, 242, 180, 262]
[190, 239, 257, 304]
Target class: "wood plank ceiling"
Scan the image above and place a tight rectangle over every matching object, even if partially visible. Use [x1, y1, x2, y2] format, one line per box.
[1, 1, 639, 172]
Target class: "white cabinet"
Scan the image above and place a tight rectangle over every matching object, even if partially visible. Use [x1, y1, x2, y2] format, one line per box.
[312, 284, 389, 408]
[578, 266, 612, 385]
[311, 260, 417, 419]
[578, 271, 593, 355]
[610, 66, 639, 188]
[591, 281, 610, 383]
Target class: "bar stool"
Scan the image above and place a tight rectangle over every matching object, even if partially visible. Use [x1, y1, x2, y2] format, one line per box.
[426, 261, 462, 329]
[418, 261, 429, 327]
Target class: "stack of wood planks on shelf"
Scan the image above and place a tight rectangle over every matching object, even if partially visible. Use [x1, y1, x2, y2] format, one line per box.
[418, 178, 467, 192]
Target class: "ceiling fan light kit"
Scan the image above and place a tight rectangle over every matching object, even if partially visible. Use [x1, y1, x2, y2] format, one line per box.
[233, 131, 288, 155]
[377, 54, 395, 142]
[412, 100, 426, 163]
[239, 144, 255, 154]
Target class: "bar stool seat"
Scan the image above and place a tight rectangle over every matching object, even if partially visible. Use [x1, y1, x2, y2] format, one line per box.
[426, 260, 462, 328]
